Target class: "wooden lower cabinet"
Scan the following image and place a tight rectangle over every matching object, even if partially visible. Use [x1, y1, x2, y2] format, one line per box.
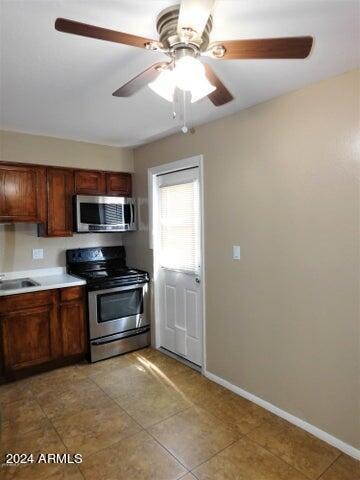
[1, 304, 61, 371]
[0, 286, 86, 380]
[60, 300, 85, 357]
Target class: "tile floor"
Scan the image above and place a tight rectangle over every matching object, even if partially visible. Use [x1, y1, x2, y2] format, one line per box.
[0, 347, 358, 479]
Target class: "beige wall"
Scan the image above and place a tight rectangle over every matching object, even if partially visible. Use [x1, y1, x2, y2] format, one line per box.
[0, 131, 134, 271]
[0, 130, 134, 171]
[125, 69, 360, 449]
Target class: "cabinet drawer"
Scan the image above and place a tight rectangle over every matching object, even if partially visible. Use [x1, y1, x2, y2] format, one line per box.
[60, 286, 84, 303]
[0, 290, 56, 314]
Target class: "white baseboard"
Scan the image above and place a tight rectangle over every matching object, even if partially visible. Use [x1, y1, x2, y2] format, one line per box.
[204, 370, 360, 461]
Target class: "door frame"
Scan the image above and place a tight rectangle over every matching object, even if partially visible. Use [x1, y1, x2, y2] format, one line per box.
[148, 155, 206, 372]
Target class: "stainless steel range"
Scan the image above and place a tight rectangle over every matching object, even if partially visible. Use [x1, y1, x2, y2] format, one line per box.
[66, 246, 150, 362]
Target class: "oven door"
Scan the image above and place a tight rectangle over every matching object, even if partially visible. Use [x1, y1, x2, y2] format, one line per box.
[88, 282, 149, 339]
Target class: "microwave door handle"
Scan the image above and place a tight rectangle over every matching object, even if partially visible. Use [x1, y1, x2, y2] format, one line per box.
[131, 204, 135, 225]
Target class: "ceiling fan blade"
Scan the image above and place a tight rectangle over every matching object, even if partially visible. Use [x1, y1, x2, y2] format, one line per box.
[203, 64, 233, 106]
[209, 36, 313, 59]
[178, 0, 216, 37]
[112, 62, 169, 97]
[55, 18, 158, 49]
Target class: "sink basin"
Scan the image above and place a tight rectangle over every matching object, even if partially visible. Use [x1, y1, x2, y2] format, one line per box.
[0, 278, 40, 291]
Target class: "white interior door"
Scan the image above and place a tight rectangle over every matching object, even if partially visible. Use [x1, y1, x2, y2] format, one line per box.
[155, 167, 203, 366]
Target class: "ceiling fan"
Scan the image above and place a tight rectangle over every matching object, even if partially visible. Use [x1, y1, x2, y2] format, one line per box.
[55, 0, 313, 107]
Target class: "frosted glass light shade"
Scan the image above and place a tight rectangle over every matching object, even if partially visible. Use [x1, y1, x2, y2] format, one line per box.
[148, 69, 175, 102]
[148, 56, 216, 103]
[173, 56, 204, 91]
[190, 78, 216, 103]
[174, 56, 215, 102]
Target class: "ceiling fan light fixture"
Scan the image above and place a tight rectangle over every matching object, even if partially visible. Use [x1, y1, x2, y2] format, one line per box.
[173, 56, 216, 102]
[173, 56, 203, 90]
[148, 68, 175, 102]
[56, 2, 313, 114]
[148, 55, 216, 103]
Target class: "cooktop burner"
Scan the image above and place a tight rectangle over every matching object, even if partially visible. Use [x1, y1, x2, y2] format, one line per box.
[66, 246, 149, 288]
[81, 268, 143, 279]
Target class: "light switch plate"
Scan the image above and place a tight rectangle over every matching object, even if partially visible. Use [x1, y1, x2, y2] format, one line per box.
[32, 248, 44, 260]
[233, 245, 240, 260]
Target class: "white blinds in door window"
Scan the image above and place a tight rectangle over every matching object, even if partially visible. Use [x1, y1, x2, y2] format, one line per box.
[159, 180, 199, 273]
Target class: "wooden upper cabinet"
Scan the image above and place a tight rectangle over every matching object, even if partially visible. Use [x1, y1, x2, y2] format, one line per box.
[39, 167, 74, 237]
[106, 172, 132, 196]
[74, 169, 106, 195]
[0, 163, 46, 223]
[74, 169, 132, 196]
[0, 163, 132, 232]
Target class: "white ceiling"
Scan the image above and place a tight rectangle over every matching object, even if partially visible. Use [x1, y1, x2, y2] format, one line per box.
[0, 0, 359, 147]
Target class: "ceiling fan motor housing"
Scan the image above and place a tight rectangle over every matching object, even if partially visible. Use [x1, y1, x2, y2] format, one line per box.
[156, 4, 213, 52]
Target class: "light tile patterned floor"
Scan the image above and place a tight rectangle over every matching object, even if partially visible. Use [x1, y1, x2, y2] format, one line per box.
[0, 347, 358, 479]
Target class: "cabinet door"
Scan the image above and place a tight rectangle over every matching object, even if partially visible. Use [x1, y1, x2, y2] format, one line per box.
[60, 301, 86, 357]
[106, 172, 132, 196]
[74, 170, 106, 194]
[40, 167, 74, 237]
[0, 289, 54, 314]
[0, 163, 46, 222]
[1, 304, 61, 371]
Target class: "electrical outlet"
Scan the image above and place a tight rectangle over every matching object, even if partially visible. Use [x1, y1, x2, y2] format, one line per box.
[32, 248, 44, 260]
[233, 245, 240, 260]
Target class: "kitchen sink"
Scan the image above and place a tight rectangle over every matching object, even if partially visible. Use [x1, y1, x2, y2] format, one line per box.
[0, 278, 40, 290]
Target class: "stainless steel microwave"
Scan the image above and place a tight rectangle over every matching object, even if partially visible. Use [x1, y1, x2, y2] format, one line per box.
[74, 195, 136, 233]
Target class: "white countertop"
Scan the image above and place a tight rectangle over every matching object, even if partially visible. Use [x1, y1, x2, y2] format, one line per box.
[0, 267, 86, 296]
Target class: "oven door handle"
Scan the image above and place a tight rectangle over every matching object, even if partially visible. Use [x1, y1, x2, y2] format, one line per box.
[88, 282, 148, 296]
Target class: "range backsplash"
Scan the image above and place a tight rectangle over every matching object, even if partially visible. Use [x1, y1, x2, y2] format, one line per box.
[0, 223, 124, 272]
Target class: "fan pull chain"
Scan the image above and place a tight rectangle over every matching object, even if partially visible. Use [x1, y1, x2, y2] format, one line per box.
[182, 90, 188, 133]
[172, 90, 178, 120]
[171, 89, 194, 134]
[181, 90, 193, 133]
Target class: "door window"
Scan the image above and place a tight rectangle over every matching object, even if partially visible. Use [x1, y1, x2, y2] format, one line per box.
[159, 180, 199, 273]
